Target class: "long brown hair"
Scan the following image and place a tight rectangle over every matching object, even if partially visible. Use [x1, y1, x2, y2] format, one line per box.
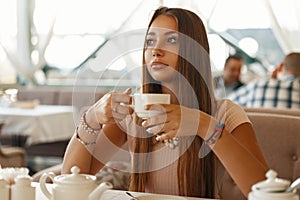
[130, 7, 216, 197]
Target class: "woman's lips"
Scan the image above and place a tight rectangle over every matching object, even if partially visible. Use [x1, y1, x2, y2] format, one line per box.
[151, 62, 168, 70]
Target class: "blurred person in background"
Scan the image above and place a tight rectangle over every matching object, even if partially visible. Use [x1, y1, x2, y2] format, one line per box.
[214, 54, 244, 99]
[229, 52, 300, 109]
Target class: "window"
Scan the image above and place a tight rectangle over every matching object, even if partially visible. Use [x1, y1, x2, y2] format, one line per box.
[0, 0, 290, 87]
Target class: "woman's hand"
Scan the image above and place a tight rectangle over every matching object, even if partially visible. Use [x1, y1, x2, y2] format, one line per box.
[141, 104, 201, 141]
[85, 88, 133, 129]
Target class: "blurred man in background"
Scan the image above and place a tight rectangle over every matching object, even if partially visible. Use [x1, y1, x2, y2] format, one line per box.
[214, 54, 244, 99]
[229, 52, 300, 109]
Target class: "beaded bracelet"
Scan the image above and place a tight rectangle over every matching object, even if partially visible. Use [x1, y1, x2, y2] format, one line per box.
[75, 127, 96, 146]
[204, 123, 224, 146]
[79, 112, 102, 135]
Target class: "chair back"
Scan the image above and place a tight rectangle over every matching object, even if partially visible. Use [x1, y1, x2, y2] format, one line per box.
[243, 107, 300, 117]
[217, 111, 300, 200]
[248, 113, 300, 180]
[17, 88, 58, 105]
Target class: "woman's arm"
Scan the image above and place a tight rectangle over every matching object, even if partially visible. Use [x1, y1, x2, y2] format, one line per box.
[195, 106, 268, 196]
[62, 89, 132, 174]
[208, 122, 268, 196]
[62, 124, 127, 175]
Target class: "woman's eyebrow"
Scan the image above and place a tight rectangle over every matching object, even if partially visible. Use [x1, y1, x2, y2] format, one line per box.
[147, 32, 155, 36]
[164, 31, 178, 35]
[147, 31, 178, 36]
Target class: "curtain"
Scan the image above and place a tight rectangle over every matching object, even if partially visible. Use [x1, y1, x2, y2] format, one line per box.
[264, 0, 300, 53]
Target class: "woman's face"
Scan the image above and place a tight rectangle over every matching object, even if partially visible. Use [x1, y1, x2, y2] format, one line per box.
[144, 14, 179, 83]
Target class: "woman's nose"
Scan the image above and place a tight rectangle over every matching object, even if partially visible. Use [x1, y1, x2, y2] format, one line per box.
[152, 48, 164, 57]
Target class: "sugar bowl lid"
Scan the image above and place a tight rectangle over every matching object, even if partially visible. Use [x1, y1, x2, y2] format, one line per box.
[54, 166, 96, 185]
[252, 169, 291, 192]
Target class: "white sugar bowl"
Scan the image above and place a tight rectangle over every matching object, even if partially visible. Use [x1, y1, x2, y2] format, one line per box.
[248, 169, 299, 200]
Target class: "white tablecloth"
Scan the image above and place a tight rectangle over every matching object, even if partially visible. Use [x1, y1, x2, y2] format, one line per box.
[0, 105, 76, 145]
[34, 182, 216, 200]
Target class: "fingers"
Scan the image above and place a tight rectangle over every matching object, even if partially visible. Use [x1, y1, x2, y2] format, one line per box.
[141, 113, 168, 128]
[144, 104, 170, 113]
[143, 122, 165, 134]
[144, 121, 177, 138]
[92, 89, 133, 124]
[112, 103, 133, 115]
[155, 130, 177, 141]
[112, 111, 128, 121]
[141, 114, 177, 138]
[111, 89, 132, 110]
[112, 92, 131, 105]
[110, 89, 134, 121]
[140, 104, 181, 142]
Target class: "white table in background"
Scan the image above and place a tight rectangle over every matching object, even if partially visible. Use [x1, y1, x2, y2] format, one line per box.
[0, 105, 76, 145]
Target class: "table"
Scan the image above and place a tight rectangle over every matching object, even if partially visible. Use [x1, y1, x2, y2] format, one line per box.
[0, 105, 76, 145]
[34, 182, 216, 200]
[100, 190, 216, 200]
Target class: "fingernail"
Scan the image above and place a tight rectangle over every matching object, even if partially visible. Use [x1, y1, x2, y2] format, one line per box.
[142, 121, 146, 127]
[155, 136, 161, 141]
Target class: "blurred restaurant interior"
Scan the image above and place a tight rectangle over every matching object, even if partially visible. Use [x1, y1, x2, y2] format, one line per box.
[0, 0, 300, 199]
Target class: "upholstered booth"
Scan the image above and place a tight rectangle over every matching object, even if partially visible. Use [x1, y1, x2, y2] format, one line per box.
[17, 88, 105, 110]
[17, 88, 59, 105]
[244, 107, 300, 117]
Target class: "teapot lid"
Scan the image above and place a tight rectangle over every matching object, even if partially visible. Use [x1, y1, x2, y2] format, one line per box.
[253, 169, 291, 192]
[55, 166, 96, 185]
[14, 175, 32, 186]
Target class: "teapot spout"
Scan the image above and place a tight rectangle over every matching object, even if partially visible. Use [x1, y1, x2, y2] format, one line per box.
[89, 182, 113, 200]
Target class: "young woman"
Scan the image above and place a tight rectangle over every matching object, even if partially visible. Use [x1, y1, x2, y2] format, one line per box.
[62, 7, 268, 198]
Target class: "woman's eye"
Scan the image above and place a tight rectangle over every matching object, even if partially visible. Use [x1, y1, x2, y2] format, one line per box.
[146, 38, 155, 47]
[167, 37, 177, 44]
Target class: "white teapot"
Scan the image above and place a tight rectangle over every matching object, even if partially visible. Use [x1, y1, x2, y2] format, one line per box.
[39, 166, 113, 200]
[248, 169, 299, 200]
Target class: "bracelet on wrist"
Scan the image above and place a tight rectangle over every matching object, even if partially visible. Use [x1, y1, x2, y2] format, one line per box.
[204, 123, 224, 146]
[79, 112, 102, 135]
[75, 127, 96, 146]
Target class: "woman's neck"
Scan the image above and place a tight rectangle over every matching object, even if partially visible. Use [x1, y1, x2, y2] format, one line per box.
[161, 85, 179, 104]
